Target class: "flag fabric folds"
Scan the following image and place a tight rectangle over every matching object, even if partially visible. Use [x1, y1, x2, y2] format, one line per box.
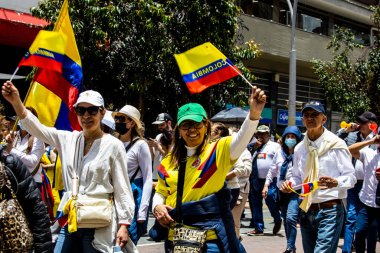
[24, 0, 83, 131]
[174, 42, 240, 94]
[18, 30, 67, 73]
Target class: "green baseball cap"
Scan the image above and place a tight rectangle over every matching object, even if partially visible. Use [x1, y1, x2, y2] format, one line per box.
[177, 103, 207, 126]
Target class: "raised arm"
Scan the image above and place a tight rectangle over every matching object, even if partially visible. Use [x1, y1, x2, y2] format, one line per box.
[349, 135, 380, 159]
[230, 86, 266, 160]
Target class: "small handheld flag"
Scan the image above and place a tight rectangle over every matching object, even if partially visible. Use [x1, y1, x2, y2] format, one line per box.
[287, 181, 319, 197]
[174, 42, 240, 94]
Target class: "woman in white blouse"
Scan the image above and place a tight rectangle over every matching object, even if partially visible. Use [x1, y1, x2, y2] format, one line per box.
[2, 81, 135, 253]
[113, 105, 152, 245]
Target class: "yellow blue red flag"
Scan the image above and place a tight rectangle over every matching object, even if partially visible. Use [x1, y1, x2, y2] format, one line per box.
[18, 30, 67, 73]
[174, 42, 240, 94]
[25, 0, 82, 131]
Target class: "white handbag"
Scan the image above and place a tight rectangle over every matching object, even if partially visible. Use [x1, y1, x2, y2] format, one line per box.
[76, 195, 113, 228]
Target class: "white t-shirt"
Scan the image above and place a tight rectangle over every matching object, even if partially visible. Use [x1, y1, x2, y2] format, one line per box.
[359, 147, 380, 208]
[256, 140, 281, 179]
[10, 132, 45, 183]
[123, 138, 153, 220]
[152, 133, 164, 181]
[265, 149, 294, 189]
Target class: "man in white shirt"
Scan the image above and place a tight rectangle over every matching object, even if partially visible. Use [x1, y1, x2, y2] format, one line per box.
[281, 101, 356, 253]
[336, 111, 377, 253]
[348, 135, 380, 253]
[247, 125, 282, 236]
[148, 113, 173, 183]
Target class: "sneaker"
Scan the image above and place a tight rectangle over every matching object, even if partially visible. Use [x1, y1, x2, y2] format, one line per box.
[283, 249, 296, 253]
[247, 229, 264, 236]
[273, 221, 282, 235]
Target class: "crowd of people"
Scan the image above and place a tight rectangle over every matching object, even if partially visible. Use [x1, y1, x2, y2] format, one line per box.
[1, 80, 380, 253]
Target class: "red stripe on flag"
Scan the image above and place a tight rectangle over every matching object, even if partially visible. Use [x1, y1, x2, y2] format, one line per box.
[34, 68, 79, 109]
[19, 55, 63, 73]
[185, 65, 239, 94]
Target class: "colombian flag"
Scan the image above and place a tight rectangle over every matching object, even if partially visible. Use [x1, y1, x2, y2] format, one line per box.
[174, 42, 240, 94]
[24, 0, 82, 131]
[18, 30, 67, 73]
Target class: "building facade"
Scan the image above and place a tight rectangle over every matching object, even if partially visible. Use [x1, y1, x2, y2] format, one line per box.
[238, 0, 375, 134]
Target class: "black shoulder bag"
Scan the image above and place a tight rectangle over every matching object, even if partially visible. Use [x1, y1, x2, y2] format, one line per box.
[172, 158, 207, 253]
[125, 138, 141, 183]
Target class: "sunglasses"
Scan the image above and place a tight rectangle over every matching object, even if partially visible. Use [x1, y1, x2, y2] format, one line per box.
[179, 121, 205, 131]
[75, 106, 100, 116]
[113, 115, 132, 123]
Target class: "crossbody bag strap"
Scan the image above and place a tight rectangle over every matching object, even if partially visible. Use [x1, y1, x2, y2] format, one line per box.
[71, 136, 81, 198]
[175, 158, 187, 224]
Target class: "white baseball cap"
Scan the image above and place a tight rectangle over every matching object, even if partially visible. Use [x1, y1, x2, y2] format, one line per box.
[112, 105, 142, 129]
[73, 90, 104, 108]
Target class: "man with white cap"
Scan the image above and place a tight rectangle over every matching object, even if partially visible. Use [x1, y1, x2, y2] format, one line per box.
[113, 105, 152, 244]
[247, 124, 282, 236]
[148, 113, 174, 185]
[281, 100, 356, 253]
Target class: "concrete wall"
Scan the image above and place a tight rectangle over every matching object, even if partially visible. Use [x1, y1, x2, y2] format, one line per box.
[0, 0, 40, 13]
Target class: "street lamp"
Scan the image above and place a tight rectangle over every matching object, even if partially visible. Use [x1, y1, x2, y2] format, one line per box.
[287, 0, 298, 126]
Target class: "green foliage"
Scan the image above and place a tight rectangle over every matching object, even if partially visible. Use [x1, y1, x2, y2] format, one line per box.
[31, 0, 260, 126]
[312, 10, 380, 120]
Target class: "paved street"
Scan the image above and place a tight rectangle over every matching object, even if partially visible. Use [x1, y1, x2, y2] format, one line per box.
[136, 205, 380, 253]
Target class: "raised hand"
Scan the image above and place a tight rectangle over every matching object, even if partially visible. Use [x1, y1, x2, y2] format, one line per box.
[249, 86, 266, 121]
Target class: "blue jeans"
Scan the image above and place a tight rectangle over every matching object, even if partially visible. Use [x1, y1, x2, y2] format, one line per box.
[249, 178, 281, 231]
[54, 226, 100, 253]
[354, 204, 380, 253]
[342, 180, 364, 253]
[165, 240, 222, 253]
[280, 192, 300, 251]
[300, 201, 344, 253]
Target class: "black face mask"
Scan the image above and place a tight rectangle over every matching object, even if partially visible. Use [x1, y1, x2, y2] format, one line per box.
[115, 123, 129, 135]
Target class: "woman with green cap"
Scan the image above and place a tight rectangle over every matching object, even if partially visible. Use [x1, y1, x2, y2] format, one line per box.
[151, 87, 266, 253]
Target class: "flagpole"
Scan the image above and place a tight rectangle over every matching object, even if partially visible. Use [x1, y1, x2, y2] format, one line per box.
[224, 60, 254, 88]
[9, 67, 19, 82]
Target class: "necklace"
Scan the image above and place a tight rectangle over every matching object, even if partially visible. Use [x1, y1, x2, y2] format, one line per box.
[84, 131, 103, 148]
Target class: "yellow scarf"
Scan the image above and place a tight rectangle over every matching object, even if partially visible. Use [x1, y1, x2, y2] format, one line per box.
[300, 130, 347, 212]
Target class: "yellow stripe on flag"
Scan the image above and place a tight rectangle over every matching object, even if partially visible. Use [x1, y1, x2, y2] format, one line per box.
[25, 82, 62, 127]
[29, 30, 67, 55]
[174, 42, 227, 75]
[54, 0, 81, 67]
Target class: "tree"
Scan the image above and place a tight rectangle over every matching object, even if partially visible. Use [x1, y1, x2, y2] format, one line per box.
[31, 0, 260, 129]
[312, 5, 380, 120]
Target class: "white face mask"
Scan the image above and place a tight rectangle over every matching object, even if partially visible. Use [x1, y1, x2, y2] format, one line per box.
[285, 138, 297, 149]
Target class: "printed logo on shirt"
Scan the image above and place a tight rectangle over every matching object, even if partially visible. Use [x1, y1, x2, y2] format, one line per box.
[191, 157, 201, 168]
[257, 153, 267, 159]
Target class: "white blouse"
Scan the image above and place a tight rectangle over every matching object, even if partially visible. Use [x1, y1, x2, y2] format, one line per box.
[21, 110, 135, 252]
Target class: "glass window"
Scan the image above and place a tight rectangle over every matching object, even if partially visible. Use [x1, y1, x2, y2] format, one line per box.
[335, 17, 371, 46]
[240, 0, 273, 20]
[278, 2, 328, 35]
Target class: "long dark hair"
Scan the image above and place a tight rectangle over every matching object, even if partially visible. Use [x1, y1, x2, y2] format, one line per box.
[170, 119, 211, 165]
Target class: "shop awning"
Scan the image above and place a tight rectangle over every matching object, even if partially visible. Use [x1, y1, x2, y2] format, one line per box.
[0, 8, 48, 48]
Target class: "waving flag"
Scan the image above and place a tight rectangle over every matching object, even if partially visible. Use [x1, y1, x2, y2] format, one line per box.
[174, 42, 240, 94]
[24, 0, 82, 131]
[18, 30, 67, 73]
